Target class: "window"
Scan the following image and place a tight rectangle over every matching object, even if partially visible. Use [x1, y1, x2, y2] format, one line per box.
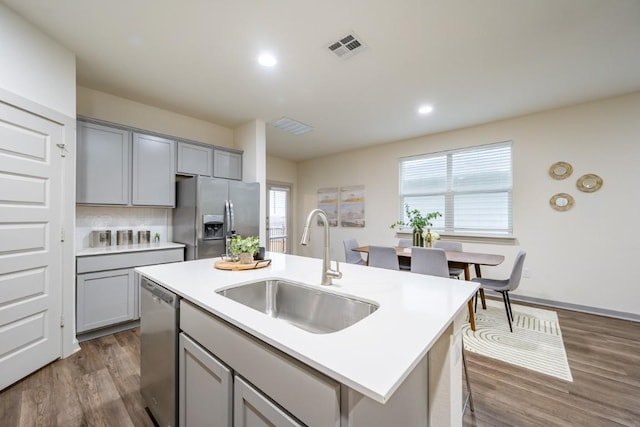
[398, 141, 512, 236]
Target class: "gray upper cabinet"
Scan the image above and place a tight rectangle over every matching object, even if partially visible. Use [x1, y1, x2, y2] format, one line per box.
[76, 121, 130, 205]
[177, 141, 213, 176]
[132, 133, 176, 207]
[213, 149, 242, 180]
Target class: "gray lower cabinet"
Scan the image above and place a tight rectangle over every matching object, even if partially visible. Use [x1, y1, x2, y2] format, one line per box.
[132, 133, 176, 206]
[177, 141, 213, 176]
[179, 333, 233, 427]
[213, 149, 242, 180]
[76, 121, 130, 205]
[180, 300, 340, 427]
[76, 268, 135, 333]
[76, 248, 184, 337]
[234, 375, 303, 427]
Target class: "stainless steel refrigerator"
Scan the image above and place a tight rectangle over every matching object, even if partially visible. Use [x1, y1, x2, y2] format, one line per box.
[173, 176, 260, 260]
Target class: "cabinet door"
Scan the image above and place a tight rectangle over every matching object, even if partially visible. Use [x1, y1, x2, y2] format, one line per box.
[179, 333, 232, 427]
[132, 133, 176, 206]
[234, 375, 303, 427]
[213, 149, 242, 180]
[76, 268, 135, 333]
[177, 141, 213, 176]
[76, 121, 130, 205]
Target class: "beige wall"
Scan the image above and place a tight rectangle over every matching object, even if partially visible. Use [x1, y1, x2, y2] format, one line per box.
[77, 86, 234, 148]
[296, 92, 640, 317]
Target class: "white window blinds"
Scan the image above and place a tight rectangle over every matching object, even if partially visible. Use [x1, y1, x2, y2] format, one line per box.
[398, 141, 512, 236]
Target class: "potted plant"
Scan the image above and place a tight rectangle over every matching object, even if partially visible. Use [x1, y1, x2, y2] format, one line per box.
[230, 235, 260, 264]
[390, 204, 442, 246]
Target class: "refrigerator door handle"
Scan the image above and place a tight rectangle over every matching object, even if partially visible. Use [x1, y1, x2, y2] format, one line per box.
[228, 200, 235, 232]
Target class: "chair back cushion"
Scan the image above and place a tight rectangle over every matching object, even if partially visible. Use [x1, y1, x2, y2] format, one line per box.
[368, 245, 400, 270]
[410, 247, 450, 278]
[433, 240, 463, 252]
[343, 239, 366, 265]
[508, 250, 527, 291]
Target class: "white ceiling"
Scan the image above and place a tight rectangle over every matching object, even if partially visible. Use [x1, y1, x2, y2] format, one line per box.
[4, 0, 640, 161]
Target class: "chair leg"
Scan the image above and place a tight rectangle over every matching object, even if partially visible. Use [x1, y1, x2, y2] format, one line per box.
[505, 291, 514, 321]
[462, 345, 474, 413]
[501, 291, 513, 332]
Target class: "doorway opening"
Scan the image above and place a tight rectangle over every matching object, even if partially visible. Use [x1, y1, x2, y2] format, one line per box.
[267, 183, 291, 254]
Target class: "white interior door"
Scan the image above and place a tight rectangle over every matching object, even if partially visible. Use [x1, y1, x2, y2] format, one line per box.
[0, 101, 63, 391]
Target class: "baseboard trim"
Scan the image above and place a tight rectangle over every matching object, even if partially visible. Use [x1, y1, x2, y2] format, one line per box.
[77, 320, 140, 342]
[502, 294, 640, 323]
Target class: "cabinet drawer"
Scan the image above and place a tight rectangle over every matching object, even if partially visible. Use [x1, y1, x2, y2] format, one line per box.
[77, 248, 184, 273]
[180, 301, 340, 427]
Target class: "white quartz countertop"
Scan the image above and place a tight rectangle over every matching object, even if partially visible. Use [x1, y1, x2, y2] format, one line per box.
[76, 242, 185, 257]
[136, 252, 478, 403]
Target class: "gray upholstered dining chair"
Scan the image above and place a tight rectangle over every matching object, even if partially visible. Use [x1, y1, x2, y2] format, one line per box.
[471, 251, 527, 332]
[433, 240, 465, 279]
[343, 238, 366, 265]
[368, 245, 399, 270]
[410, 247, 450, 278]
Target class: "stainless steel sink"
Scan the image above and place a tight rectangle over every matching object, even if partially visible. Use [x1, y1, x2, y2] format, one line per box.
[216, 279, 378, 334]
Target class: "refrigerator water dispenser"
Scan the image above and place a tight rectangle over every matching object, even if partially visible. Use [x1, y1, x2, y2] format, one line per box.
[203, 214, 224, 240]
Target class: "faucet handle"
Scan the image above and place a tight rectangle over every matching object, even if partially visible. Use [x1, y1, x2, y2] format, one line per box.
[327, 260, 342, 280]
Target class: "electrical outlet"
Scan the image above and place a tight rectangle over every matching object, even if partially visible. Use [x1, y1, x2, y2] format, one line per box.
[522, 268, 531, 278]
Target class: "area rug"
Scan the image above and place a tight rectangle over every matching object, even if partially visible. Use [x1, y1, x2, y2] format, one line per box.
[462, 299, 573, 381]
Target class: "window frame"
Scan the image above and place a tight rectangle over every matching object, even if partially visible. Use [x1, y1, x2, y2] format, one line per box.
[397, 141, 513, 238]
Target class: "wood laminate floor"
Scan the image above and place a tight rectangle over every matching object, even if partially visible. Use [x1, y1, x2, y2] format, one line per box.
[1, 305, 638, 427]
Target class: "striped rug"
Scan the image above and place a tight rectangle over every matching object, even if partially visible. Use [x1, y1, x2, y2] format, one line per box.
[462, 299, 573, 381]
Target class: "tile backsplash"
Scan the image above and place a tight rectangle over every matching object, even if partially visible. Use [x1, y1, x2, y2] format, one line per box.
[75, 206, 172, 249]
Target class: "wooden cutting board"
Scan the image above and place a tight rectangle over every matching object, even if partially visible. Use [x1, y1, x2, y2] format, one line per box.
[214, 259, 272, 271]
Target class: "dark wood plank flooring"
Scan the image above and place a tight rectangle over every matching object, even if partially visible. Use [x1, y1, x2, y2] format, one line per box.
[1, 305, 638, 426]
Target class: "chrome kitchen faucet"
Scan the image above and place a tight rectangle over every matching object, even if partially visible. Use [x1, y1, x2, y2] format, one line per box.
[300, 209, 342, 286]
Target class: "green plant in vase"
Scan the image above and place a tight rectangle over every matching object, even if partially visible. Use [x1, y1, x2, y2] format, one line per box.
[230, 235, 260, 264]
[390, 204, 442, 246]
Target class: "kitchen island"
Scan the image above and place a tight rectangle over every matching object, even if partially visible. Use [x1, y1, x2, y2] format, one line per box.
[136, 252, 478, 426]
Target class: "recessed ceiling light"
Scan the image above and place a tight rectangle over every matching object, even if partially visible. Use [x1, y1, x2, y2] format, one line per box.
[418, 105, 434, 115]
[258, 53, 277, 67]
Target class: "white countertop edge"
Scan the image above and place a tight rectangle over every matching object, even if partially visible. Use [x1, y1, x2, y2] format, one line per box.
[76, 242, 185, 257]
[136, 253, 478, 404]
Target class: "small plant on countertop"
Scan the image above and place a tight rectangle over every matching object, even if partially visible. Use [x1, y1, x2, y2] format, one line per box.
[230, 235, 260, 257]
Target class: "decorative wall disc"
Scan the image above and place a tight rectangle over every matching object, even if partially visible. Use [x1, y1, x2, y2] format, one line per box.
[548, 161, 573, 180]
[549, 193, 574, 212]
[576, 174, 603, 193]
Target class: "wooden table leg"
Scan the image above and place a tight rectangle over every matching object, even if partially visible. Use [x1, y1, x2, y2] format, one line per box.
[463, 265, 476, 331]
[467, 299, 476, 331]
[474, 264, 487, 309]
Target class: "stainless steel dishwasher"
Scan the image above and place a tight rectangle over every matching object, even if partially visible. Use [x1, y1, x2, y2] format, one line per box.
[140, 276, 179, 427]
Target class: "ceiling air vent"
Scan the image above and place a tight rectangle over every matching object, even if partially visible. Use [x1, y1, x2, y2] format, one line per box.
[269, 117, 314, 135]
[327, 32, 366, 60]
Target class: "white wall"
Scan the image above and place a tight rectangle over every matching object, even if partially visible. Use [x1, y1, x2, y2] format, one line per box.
[0, 3, 78, 356]
[77, 86, 234, 148]
[297, 92, 640, 317]
[0, 3, 75, 116]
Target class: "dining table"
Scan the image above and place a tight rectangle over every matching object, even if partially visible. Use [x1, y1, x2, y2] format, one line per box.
[352, 246, 505, 331]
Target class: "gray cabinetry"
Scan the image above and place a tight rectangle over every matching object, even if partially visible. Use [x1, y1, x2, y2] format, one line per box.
[177, 141, 213, 176]
[76, 247, 183, 339]
[179, 333, 232, 427]
[234, 375, 303, 427]
[76, 121, 130, 205]
[132, 133, 176, 206]
[213, 149, 242, 180]
[76, 268, 135, 333]
[180, 300, 340, 427]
